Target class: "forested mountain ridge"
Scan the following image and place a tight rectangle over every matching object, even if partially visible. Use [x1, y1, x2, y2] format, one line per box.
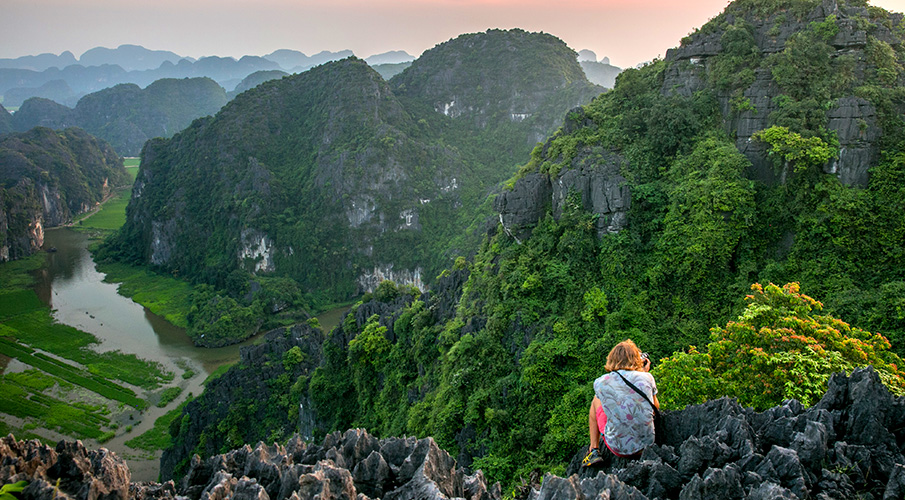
[11, 78, 228, 155]
[158, 0, 905, 494]
[0, 127, 129, 261]
[103, 30, 602, 327]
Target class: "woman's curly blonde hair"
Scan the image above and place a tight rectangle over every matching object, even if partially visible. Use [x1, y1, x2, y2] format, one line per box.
[605, 339, 644, 372]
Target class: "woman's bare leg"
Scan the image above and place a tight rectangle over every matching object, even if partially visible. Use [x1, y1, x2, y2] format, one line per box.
[589, 397, 602, 452]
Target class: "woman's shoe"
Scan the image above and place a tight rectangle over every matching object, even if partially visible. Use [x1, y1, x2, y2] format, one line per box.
[582, 448, 604, 467]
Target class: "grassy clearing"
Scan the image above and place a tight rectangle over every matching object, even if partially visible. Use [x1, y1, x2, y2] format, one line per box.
[0, 290, 44, 319]
[74, 194, 131, 231]
[126, 397, 191, 451]
[0, 336, 148, 409]
[96, 262, 193, 329]
[0, 369, 114, 439]
[1, 306, 172, 390]
[156, 386, 183, 407]
[0, 254, 43, 292]
[123, 158, 141, 168]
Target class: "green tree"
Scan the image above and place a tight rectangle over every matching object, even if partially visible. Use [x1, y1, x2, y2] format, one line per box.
[654, 283, 905, 410]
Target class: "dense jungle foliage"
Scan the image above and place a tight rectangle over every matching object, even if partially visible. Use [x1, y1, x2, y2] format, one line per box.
[161, 0, 905, 489]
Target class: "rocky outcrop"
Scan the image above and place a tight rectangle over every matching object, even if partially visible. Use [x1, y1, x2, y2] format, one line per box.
[552, 366, 905, 500]
[0, 436, 131, 500]
[357, 266, 424, 295]
[496, 108, 630, 239]
[3, 430, 499, 500]
[4, 368, 903, 500]
[663, 0, 904, 187]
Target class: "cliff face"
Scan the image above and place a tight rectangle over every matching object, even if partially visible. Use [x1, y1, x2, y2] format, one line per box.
[0, 127, 129, 261]
[662, 0, 904, 187]
[160, 323, 324, 480]
[3, 368, 903, 500]
[11, 78, 228, 156]
[110, 31, 603, 302]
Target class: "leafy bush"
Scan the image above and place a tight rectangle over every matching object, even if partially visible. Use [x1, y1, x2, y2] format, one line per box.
[654, 283, 905, 410]
[753, 126, 838, 171]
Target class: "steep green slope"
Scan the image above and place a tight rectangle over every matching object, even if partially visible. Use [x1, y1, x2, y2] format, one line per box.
[104, 30, 603, 330]
[160, 0, 905, 489]
[0, 127, 129, 261]
[106, 58, 466, 315]
[0, 104, 11, 134]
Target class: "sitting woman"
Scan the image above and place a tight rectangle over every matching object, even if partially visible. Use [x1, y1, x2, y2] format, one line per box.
[583, 339, 659, 466]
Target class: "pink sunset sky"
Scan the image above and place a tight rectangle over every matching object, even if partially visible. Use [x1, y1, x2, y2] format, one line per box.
[3, 0, 904, 68]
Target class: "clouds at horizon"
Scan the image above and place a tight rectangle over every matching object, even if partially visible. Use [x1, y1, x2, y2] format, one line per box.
[4, 0, 904, 68]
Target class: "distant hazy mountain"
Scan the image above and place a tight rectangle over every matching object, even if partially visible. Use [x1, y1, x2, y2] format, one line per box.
[4, 79, 77, 107]
[12, 98, 75, 131]
[579, 60, 622, 89]
[13, 78, 228, 155]
[577, 49, 597, 62]
[262, 49, 309, 69]
[80, 44, 183, 71]
[229, 70, 289, 99]
[0, 46, 366, 107]
[371, 62, 411, 80]
[364, 50, 415, 65]
[263, 49, 354, 72]
[0, 51, 78, 71]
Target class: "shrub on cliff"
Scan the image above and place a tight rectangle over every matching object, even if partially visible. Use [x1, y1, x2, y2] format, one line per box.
[654, 282, 905, 410]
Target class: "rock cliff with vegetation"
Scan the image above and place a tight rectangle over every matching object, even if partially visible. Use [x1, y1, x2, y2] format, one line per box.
[0, 127, 129, 261]
[11, 78, 228, 155]
[101, 29, 602, 336]
[154, 0, 905, 493]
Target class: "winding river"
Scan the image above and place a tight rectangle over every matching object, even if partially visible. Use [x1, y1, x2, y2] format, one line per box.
[29, 228, 348, 481]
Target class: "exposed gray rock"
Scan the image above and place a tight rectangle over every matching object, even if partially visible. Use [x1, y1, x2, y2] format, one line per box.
[495, 143, 630, 240]
[4, 368, 904, 500]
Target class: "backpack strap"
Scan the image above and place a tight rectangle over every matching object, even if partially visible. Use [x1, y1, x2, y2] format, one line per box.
[614, 370, 660, 418]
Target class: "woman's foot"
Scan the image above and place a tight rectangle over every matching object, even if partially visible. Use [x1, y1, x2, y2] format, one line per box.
[582, 448, 604, 467]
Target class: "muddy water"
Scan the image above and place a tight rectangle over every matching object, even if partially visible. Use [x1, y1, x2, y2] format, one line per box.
[32, 228, 350, 481]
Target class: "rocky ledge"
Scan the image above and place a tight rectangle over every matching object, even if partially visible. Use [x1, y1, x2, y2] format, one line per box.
[1, 367, 903, 500]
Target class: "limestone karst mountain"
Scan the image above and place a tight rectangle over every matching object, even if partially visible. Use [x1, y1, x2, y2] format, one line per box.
[104, 29, 602, 321]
